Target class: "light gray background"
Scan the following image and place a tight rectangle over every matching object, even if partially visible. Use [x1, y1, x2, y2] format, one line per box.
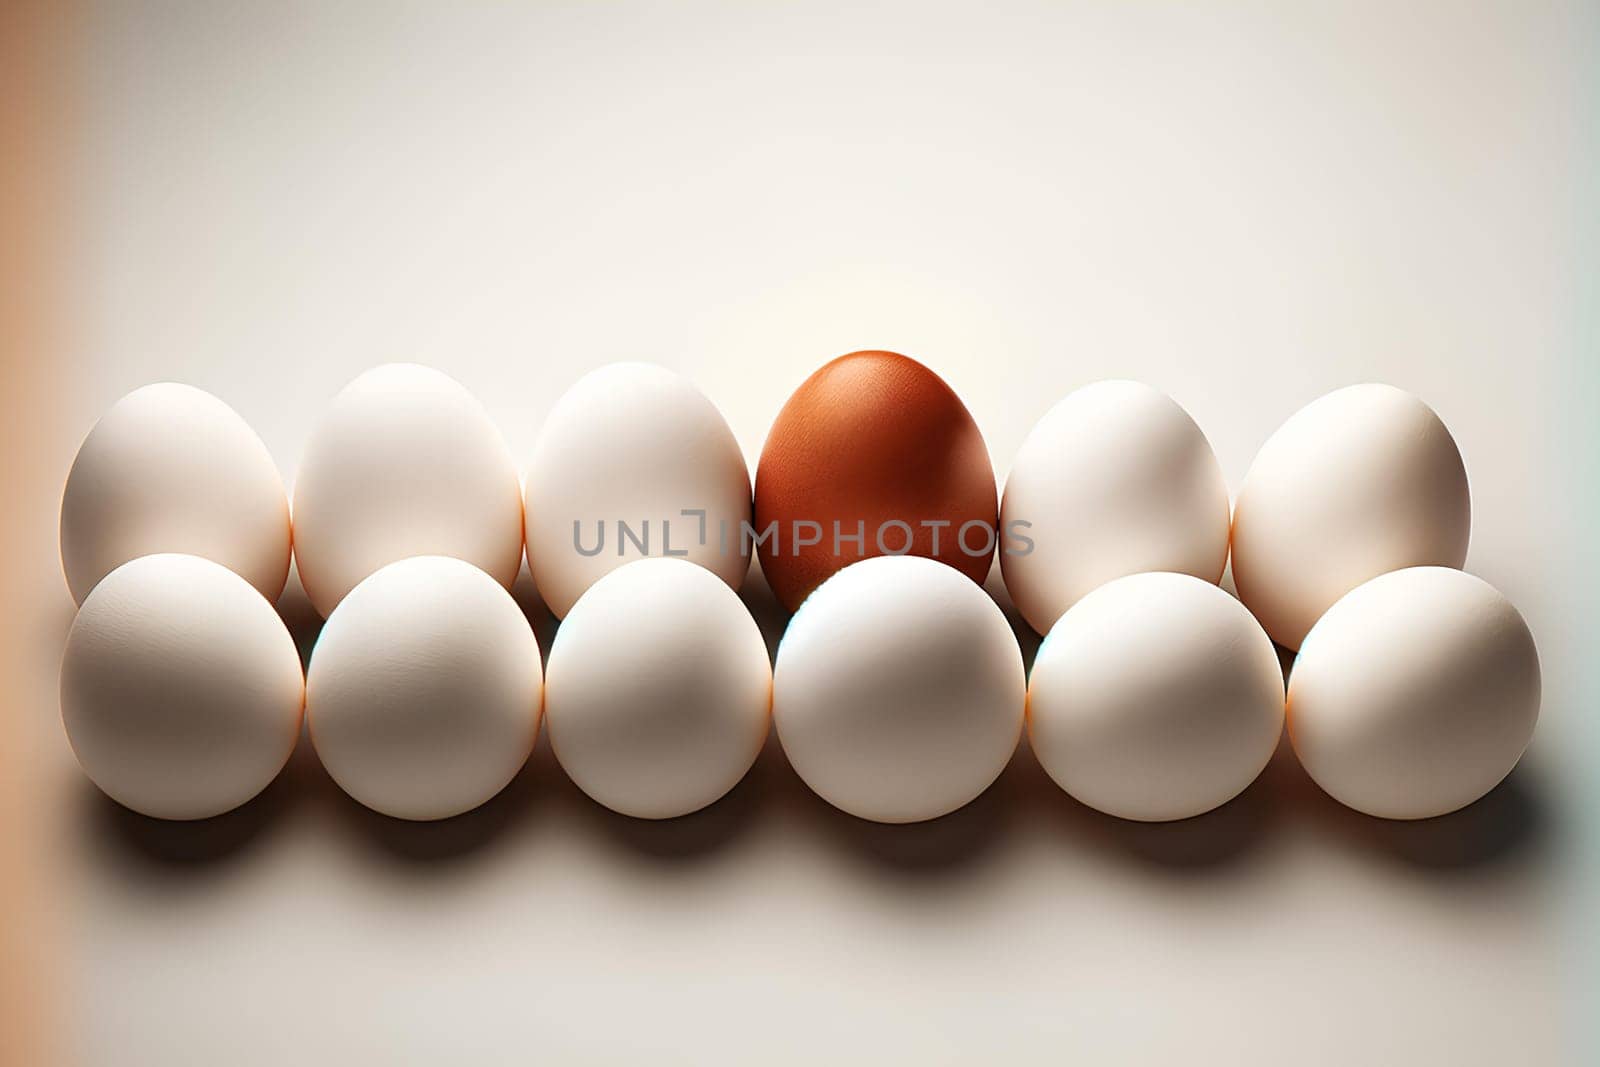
[43, 1, 1597, 1063]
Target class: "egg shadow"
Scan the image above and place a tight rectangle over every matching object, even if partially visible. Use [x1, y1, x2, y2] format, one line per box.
[509, 564, 560, 662]
[764, 733, 1020, 877]
[79, 732, 318, 873]
[309, 726, 552, 865]
[1284, 750, 1553, 873]
[983, 556, 1043, 675]
[1028, 732, 1285, 873]
[564, 731, 1018, 876]
[738, 553, 790, 665]
[555, 728, 770, 863]
[274, 564, 324, 670]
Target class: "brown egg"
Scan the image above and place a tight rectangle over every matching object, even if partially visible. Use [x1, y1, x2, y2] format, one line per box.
[754, 351, 998, 613]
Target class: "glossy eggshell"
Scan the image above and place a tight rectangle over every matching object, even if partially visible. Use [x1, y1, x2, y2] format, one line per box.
[60, 554, 305, 820]
[291, 363, 524, 618]
[525, 363, 752, 619]
[1027, 572, 1284, 822]
[1287, 566, 1539, 820]
[773, 555, 1025, 824]
[1231, 383, 1471, 650]
[59, 383, 291, 605]
[1000, 380, 1231, 636]
[545, 558, 771, 820]
[306, 556, 542, 821]
[754, 351, 997, 614]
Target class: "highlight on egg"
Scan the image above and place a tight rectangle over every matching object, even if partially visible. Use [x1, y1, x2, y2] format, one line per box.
[291, 363, 525, 618]
[1286, 566, 1539, 820]
[60, 553, 305, 821]
[1000, 380, 1231, 636]
[773, 554, 1026, 824]
[306, 555, 543, 822]
[1027, 571, 1285, 822]
[59, 383, 291, 605]
[545, 558, 771, 820]
[524, 363, 752, 620]
[1230, 383, 1471, 650]
[754, 350, 998, 614]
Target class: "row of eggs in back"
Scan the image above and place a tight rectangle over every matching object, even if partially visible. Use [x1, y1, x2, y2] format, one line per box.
[62, 352, 1471, 649]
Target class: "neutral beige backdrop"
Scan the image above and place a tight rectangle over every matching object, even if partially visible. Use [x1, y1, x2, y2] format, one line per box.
[31, 1, 1597, 1063]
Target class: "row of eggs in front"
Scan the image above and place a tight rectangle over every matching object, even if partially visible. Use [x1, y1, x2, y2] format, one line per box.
[57, 354, 1540, 826]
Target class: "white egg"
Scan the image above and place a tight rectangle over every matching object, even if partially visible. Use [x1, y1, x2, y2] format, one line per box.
[773, 555, 1025, 824]
[60, 554, 304, 820]
[524, 363, 751, 619]
[292, 363, 524, 617]
[1027, 572, 1284, 822]
[1287, 566, 1539, 820]
[1000, 380, 1231, 635]
[545, 558, 770, 820]
[59, 383, 291, 605]
[1231, 383, 1470, 650]
[306, 556, 542, 821]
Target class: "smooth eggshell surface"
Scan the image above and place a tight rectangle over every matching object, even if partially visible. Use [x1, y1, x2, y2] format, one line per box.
[60, 553, 305, 820]
[754, 351, 998, 614]
[306, 556, 542, 821]
[60, 383, 291, 605]
[773, 555, 1025, 824]
[1231, 383, 1471, 650]
[525, 363, 752, 619]
[545, 558, 771, 820]
[1027, 572, 1285, 822]
[1000, 380, 1231, 635]
[291, 363, 524, 617]
[1287, 566, 1539, 820]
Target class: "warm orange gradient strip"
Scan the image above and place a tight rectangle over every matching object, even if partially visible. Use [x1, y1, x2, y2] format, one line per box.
[0, 1, 72, 1064]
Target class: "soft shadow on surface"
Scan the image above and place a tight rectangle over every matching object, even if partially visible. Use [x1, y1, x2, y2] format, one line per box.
[83, 786, 280, 869]
[983, 557, 1043, 675]
[510, 565, 560, 663]
[80, 735, 318, 872]
[81, 726, 1558, 882]
[275, 564, 323, 670]
[738, 554, 789, 665]
[784, 736, 1015, 875]
[1285, 754, 1553, 873]
[554, 725, 1011, 874]
[1030, 734, 1286, 873]
[554, 731, 768, 862]
[309, 728, 553, 865]
[1274, 643, 1296, 685]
